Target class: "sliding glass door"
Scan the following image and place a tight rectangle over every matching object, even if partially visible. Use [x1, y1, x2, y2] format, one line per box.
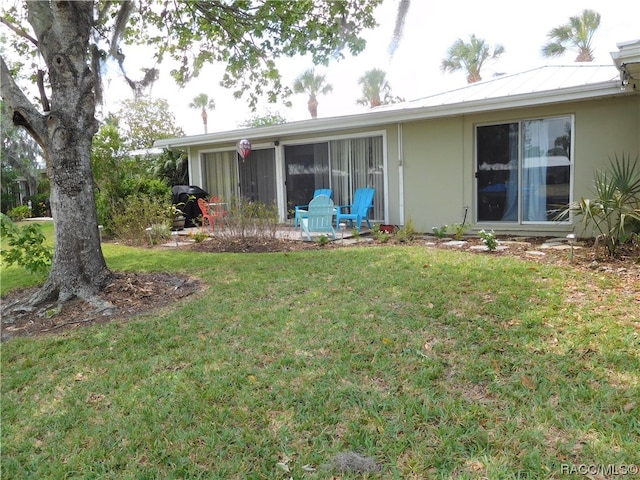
[284, 144, 329, 217]
[238, 148, 276, 204]
[476, 116, 572, 223]
[203, 148, 276, 205]
[330, 136, 384, 220]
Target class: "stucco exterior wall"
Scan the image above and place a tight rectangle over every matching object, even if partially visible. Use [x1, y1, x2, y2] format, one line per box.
[394, 94, 639, 235]
[399, 118, 466, 231]
[181, 92, 638, 237]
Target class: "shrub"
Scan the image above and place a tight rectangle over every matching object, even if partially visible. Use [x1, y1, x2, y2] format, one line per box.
[0, 214, 52, 273]
[432, 225, 448, 238]
[221, 197, 279, 239]
[145, 223, 171, 245]
[316, 235, 329, 246]
[451, 222, 470, 240]
[111, 194, 172, 245]
[26, 193, 50, 217]
[478, 229, 498, 252]
[7, 205, 32, 221]
[188, 231, 210, 243]
[371, 225, 390, 243]
[396, 218, 416, 243]
[561, 153, 640, 256]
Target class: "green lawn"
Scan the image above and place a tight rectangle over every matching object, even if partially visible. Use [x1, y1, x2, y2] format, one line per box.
[1, 236, 638, 479]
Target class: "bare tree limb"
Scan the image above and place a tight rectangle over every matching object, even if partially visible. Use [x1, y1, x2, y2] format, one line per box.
[0, 55, 47, 150]
[36, 69, 50, 112]
[0, 16, 38, 46]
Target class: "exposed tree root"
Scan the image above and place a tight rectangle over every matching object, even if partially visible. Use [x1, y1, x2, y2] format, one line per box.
[1, 272, 203, 341]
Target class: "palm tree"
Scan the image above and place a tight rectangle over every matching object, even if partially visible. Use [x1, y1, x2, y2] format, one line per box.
[292, 69, 333, 119]
[388, 0, 411, 57]
[441, 35, 505, 83]
[541, 9, 601, 62]
[356, 68, 403, 108]
[189, 93, 215, 134]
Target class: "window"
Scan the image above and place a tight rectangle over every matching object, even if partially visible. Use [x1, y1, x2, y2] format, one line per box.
[476, 116, 572, 223]
[202, 149, 276, 204]
[284, 136, 385, 221]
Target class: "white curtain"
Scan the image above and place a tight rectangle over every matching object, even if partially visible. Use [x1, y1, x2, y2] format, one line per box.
[523, 120, 549, 221]
[203, 151, 238, 202]
[329, 140, 351, 207]
[330, 136, 384, 220]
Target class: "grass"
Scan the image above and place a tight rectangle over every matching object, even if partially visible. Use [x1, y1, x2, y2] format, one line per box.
[1, 234, 639, 479]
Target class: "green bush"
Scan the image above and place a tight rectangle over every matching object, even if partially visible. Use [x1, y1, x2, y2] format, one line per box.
[478, 229, 498, 252]
[372, 224, 390, 243]
[432, 225, 448, 238]
[316, 234, 329, 246]
[146, 222, 171, 245]
[111, 194, 173, 245]
[26, 193, 50, 217]
[7, 205, 32, 221]
[0, 214, 52, 273]
[451, 222, 470, 240]
[222, 197, 279, 239]
[561, 153, 640, 256]
[188, 231, 210, 243]
[396, 218, 416, 243]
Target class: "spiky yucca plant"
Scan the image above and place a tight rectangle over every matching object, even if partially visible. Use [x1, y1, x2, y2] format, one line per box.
[562, 153, 640, 256]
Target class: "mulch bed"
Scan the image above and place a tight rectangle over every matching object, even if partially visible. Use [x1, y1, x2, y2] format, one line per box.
[1, 272, 204, 341]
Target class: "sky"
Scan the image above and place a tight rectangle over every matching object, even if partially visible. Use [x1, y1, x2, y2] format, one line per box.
[103, 0, 639, 136]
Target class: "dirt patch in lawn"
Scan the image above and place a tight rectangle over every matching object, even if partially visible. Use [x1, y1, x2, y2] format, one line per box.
[1, 272, 204, 341]
[2, 235, 638, 341]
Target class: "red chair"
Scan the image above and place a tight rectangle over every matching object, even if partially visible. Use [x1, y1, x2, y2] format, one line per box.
[208, 196, 228, 224]
[197, 197, 216, 232]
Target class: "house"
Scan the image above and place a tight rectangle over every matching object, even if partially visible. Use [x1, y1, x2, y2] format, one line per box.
[154, 40, 640, 237]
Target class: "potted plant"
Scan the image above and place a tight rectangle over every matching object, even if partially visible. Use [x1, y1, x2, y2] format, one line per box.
[166, 194, 194, 231]
[165, 203, 186, 231]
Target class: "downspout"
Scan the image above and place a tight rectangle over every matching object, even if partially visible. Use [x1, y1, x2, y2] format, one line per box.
[274, 143, 286, 223]
[398, 123, 405, 225]
[189, 146, 196, 186]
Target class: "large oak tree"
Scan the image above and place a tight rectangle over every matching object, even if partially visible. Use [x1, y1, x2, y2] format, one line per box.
[0, 0, 382, 311]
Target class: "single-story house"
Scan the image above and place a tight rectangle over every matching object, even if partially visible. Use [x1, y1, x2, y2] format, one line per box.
[155, 40, 640, 237]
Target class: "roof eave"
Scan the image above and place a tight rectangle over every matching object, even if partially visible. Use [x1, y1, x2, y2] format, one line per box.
[154, 80, 626, 150]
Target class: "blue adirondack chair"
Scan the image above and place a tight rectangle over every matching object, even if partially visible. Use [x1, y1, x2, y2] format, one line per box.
[335, 188, 375, 232]
[300, 195, 336, 241]
[294, 188, 333, 228]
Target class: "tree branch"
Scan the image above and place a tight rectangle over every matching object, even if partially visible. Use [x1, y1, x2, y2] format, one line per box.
[0, 55, 47, 150]
[0, 16, 38, 46]
[37, 69, 51, 112]
[25, 1, 53, 43]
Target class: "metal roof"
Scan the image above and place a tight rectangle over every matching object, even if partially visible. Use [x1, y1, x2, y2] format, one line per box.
[155, 64, 631, 149]
[375, 64, 620, 111]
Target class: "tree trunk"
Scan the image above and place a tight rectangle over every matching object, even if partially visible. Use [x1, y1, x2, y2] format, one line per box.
[308, 95, 318, 119]
[467, 72, 482, 83]
[575, 49, 594, 62]
[1, 2, 112, 309]
[201, 108, 208, 133]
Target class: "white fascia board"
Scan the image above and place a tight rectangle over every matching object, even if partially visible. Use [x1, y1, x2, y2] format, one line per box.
[154, 80, 626, 150]
[611, 39, 640, 67]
